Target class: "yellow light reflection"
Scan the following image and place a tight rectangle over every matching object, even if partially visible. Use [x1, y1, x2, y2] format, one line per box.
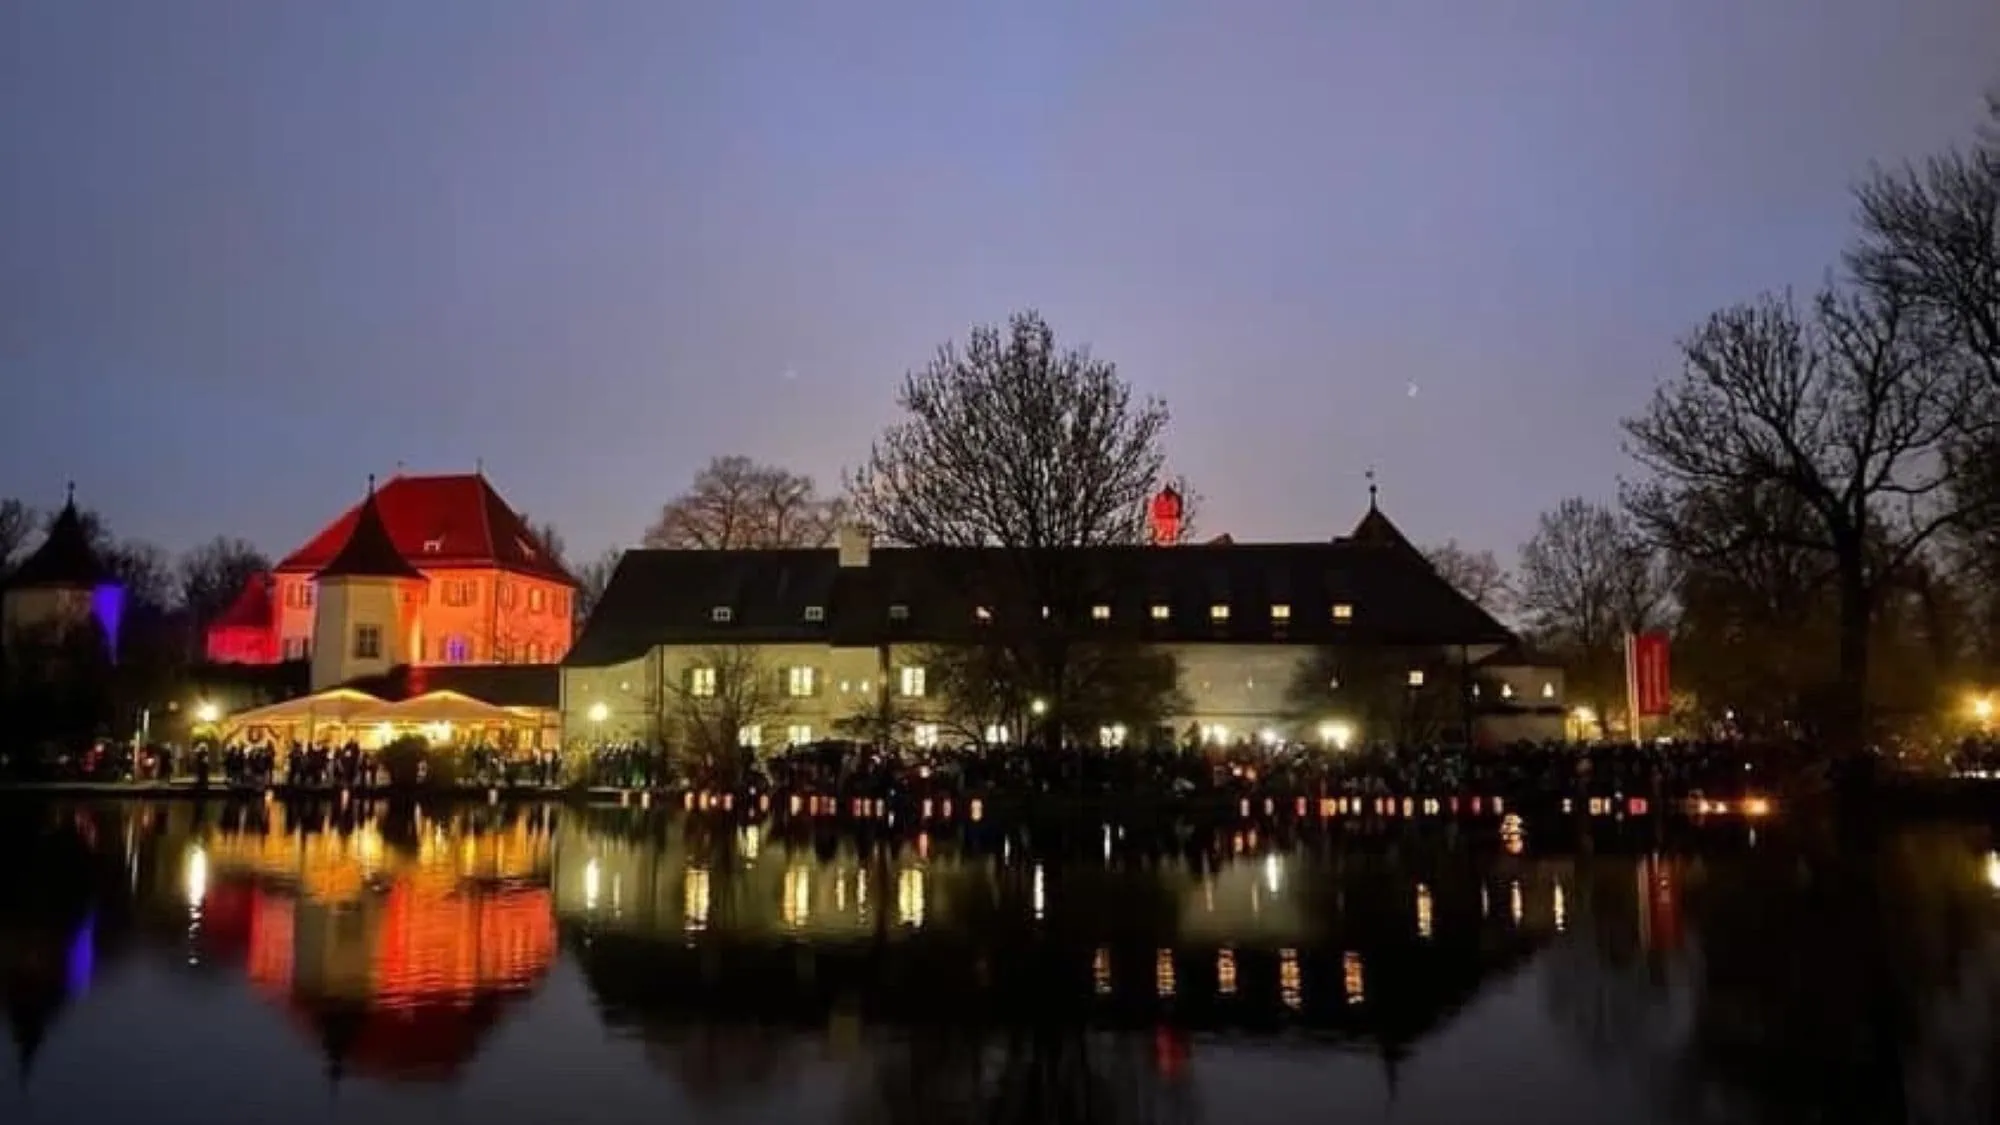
[1415, 883, 1433, 940]
[783, 865, 811, 929]
[896, 867, 925, 928]
[1155, 949, 1176, 998]
[1279, 948, 1302, 1011]
[1510, 880, 1525, 926]
[1032, 864, 1046, 921]
[1343, 950, 1365, 1006]
[1093, 946, 1112, 996]
[184, 845, 208, 910]
[1986, 852, 2000, 892]
[1217, 948, 1237, 996]
[684, 866, 710, 933]
[1554, 883, 1568, 932]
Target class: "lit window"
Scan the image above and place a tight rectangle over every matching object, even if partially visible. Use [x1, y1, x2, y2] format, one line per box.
[353, 624, 382, 660]
[443, 635, 471, 663]
[888, 604, 909, 620]
[983, 724, 1010, 744]
[1502, 682, 1515, 699]
[1091, 604, 1111, 621]
[738, 725, 762, 748]
[689, 667, 717, 697]
[529, 588, 546, 612]
[785, 724, 813, 745]
[1098, 724, 1128, 748]
[1202, 724, 1230, 745]
[899, 666, 927, 698]
[1332, 603, 1354, 621]
[913, 723, 939, 748]
[282, 636, 309, 660]
[1542, 682, 1556, 699]
[710, 606, 733, 623]
[526, 642, 542, 662]
[1150, 604, 1170, 621]
[1271, 604, 1291, 622]
[786, 666, 817, 697]
[974, 605, 992, 622]
[804, 605, 825, 622]
[1041, 605, 1051, 619]
[1210, 604, 1230, 622]
[1407, 670, 1425, 688]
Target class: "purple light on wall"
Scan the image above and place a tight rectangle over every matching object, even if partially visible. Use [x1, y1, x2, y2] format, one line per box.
[92, 583, 123, 662]
[66, 912, 95, 993]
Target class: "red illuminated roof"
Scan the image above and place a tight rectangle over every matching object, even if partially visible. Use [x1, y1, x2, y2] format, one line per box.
[211, 574, 276, 630]
[275, 473, 573, 584]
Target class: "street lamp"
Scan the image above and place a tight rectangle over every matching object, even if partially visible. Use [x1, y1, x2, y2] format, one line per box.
[193, 700, 220, 725]
[1030, 698, 1048, 717]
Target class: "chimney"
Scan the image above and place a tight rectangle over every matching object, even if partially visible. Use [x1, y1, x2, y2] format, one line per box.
[838, 524, 871, 568]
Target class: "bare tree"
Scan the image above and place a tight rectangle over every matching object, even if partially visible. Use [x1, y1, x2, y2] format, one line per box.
[846, 311, 1174, 750]
[1422, 539, 1512, 617]
[1623, 289, 1979, 746]
[644, 456, 843, 549]
[573, 547, 622, 626]
[666, 646, 783, 784]
[177, 537, 271, 627]
[0, 499, 36, 575]
[1517, 498, 1669, 730]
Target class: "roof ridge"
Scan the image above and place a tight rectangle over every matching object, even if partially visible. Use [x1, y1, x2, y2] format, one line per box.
[470, 471, 498, 562]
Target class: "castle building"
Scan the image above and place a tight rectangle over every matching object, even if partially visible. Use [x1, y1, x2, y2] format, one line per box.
[560, 493, 1568, 751]
[1, 485, 123, 660]
[206, 472, 577, 680]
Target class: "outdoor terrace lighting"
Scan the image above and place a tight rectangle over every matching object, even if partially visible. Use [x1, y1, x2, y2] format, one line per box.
[588, 701, 610, 724]
[1030, 698, 1048, 717]
[1972, 695, 1995, 725]
[1318, 721, 1354, 751]
[193, 700, 220, 724]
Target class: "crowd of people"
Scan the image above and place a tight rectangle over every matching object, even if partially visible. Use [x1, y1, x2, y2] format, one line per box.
[0, 733, 1874, 809]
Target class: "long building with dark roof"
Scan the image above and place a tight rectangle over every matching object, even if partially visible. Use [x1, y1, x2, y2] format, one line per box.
[562, 497, 1570, 750]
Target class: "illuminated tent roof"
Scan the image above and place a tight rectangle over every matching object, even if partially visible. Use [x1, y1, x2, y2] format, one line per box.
[373, 690, 530, 726]
[217, 688, 386, 734]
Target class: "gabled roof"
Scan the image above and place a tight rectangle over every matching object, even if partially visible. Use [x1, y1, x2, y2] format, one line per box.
[318, 482, 425, 581]
[567, 536, 1517, 667]
[277, 473, 573, 584]
[9, 491, 109, 589]
[1345, 503, 1421, 554]
[210, 574, 276, 631]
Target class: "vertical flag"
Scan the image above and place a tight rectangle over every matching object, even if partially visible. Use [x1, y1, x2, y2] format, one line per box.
[1625, 631, 1671, 719]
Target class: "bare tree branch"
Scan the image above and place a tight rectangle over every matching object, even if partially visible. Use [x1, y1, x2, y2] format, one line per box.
[644, 456, 843, 549]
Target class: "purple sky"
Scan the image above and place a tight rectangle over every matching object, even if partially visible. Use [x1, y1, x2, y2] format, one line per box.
[4, 1, 1997, 565]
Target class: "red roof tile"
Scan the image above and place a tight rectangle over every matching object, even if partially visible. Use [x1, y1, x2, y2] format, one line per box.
[276, 474, 573, 584]
[212, 574, 276, 630]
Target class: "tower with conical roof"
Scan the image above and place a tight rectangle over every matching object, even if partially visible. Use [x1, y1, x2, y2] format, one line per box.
[310, 477, 427, 691]
[1, 484, 122, 660]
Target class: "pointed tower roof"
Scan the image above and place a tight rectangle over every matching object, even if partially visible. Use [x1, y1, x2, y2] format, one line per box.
[316, 477, 424, 582]
[1344, 469, 1421, 553]
[9, 484, 109, 589]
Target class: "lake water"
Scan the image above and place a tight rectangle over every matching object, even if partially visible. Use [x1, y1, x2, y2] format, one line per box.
[2, 799, 1998, 1124]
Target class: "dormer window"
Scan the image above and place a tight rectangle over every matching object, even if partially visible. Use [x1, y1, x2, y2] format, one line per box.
[711, 606, 734, 623]
[423, 536, 445, 553]
[1541, 682, 1555, 699]
[888, 604, 909, 621]
[1502, 682, 1515, 699]
[803, 605, 825, 622]
[515, 536, 538, 559]
[1332, 603, 1354, 622]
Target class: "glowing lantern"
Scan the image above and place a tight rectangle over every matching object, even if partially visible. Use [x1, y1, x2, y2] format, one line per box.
[1149, 486, 1184, 545]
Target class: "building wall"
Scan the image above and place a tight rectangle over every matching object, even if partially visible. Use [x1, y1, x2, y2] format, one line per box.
[310, 577, 422, 691]
[272, 567, 573, 668]
[561, 639, 1529, 753]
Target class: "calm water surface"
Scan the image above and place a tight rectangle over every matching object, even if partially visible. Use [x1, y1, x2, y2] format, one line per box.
[2, 799, 1998, 1124]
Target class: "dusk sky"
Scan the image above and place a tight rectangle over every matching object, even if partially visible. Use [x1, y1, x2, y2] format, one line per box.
[4, 1, 1997, 565]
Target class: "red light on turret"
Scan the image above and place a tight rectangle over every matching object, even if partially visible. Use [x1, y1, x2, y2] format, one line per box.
[1149, 487, 1183, 545]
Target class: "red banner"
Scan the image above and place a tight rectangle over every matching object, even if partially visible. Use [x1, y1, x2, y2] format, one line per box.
[1627, 632, 1671, 718]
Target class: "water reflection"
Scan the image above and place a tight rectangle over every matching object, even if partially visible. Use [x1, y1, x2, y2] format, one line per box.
[0, 802, 1995, 1123]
